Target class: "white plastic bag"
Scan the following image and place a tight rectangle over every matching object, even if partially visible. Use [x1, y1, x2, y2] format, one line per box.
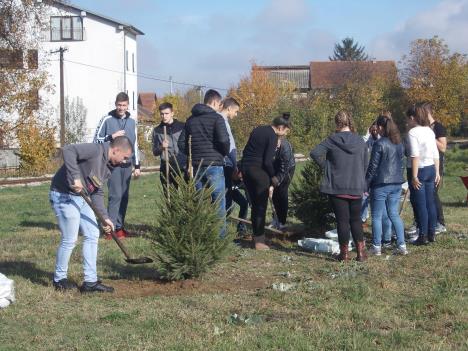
[324, 229, 355, 250]
[298, 238, 340, 255]
[0, 273, 15, 308]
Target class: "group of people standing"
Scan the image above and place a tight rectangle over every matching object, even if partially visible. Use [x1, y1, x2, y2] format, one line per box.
[48, 87, 445, 293]
[311, 103, 446, 261]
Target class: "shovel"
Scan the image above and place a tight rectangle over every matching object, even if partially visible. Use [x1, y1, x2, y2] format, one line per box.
[79, 190, 153, 264]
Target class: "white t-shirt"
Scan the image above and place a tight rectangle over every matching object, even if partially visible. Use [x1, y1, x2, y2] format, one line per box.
[408, 126, 439, 168]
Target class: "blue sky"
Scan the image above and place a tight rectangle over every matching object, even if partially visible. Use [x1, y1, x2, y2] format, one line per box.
[70, 0, 468, 95]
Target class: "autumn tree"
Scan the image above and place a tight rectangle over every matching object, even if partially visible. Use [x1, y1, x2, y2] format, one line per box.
[329, 37, 369, 61]
[0, 0, 56, 174]
[228, 65, 295, 146]
[400, 36, 468, 131]
[0, 0, 51, 142]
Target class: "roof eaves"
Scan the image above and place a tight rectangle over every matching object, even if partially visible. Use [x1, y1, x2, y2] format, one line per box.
[51, 0, 145, 35]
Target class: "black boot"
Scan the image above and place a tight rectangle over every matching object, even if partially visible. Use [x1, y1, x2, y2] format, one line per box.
[53, 278, 77, 291]
[80, 281, 114, 293]
[413, 235, 429, 246]
[428, 232, 436, 243]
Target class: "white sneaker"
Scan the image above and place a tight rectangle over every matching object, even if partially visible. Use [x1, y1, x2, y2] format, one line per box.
[369, 245, 382, 256]
[278, 223, 287, 231]
[435, 223, 447, 234]
[268, 218, 278, 229]
[394, 245, 408, 255]
[406, 224, 418, 235]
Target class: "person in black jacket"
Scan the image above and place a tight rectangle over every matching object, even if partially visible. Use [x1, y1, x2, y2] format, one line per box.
[270, 136, 295, 230]
[152, 102, 186, 194]
[241, 114, 291, 250]
[366, 115, 407, 256]
[310, 110, 368, 261]
[183, 89, 230, 237]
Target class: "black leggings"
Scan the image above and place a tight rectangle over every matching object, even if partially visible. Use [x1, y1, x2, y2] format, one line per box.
[272, 170, 294, 224]
[243, 166, 270, 237]
[329, 196, 364, 246]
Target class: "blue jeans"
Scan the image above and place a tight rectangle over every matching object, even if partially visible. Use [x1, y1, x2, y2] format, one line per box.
[410, 165, 437, 236]
[371, 184, 405, 247]
[363, 192, 392, 242]
[195, 166, 226, 238]
[49, 191, 100, 283]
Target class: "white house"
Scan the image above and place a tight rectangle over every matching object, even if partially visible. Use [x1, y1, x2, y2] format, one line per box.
[39, 0, 144, 141]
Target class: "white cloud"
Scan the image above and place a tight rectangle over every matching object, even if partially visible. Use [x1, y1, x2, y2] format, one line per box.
[370, 0, 468, 60]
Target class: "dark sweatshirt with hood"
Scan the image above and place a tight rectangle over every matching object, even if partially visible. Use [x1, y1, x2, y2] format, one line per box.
[310, 131, 367, 196]
[182, 103, 230, 167]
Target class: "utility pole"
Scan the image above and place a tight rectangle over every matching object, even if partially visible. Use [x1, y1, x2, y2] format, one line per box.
[51, 47, 68, 147]
[169, 76, 173, 94]
[197, 85, 204, 103]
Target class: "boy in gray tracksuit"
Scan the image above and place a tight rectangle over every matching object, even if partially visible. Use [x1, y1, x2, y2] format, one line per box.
[93, 92, 140, 239]
[50, 136, 133, 293]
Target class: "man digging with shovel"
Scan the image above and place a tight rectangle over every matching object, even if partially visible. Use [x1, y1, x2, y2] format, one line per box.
[49, 136, 133, 293]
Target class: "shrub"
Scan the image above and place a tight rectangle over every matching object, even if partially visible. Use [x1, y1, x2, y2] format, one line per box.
[149, 172, 232, 280]
[290, 161, 334, 231]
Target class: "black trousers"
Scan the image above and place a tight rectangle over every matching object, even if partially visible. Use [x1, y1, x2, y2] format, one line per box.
[329, 195, 364, 246]
[107, 166, 133, 230]
[160, 162, 185, 197]
[272, 169, 295, 224]
[243, 165, 270, 237]
[435, 180, 445, 225]
[224, 166, 248, 219]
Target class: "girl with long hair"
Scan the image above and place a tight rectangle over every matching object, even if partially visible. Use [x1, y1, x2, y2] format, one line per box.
[366, 115, 407, 255]
[405, 104, 440, 245]
[310, 111, 368, 261]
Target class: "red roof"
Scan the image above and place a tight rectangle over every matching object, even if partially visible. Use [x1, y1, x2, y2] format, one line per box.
[137, 93, 157, 112]
[309, 61, 397, 89]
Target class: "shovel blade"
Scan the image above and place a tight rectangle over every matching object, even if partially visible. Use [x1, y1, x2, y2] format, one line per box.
[125, 257, 154, 265]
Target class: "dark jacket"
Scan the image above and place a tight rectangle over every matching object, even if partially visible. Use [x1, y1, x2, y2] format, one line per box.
[51, 143, 113, 219]
[310, 131, 367, 196]
[182, 104, 230, 167]
[366, 137, 405, 187]
[273, 138, 295, 186]
[152, 119, 186, 169]
[241, 125, 278, 178]
[93, 110, 140, 168]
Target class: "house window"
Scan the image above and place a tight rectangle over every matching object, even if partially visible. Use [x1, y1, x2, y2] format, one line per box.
[132, 53, 135, 72]
[50, 16, 83, 41]
[132, 91, 135, 110]
[125, 50, 129, 71]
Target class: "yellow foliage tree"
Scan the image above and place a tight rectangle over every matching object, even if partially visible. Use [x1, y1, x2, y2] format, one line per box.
[228, 65, 295, 147]
[400, 36, 468, 131]
[16, 118, 57, 175]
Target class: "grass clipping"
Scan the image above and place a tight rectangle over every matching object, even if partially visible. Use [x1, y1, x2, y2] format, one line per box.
[149, 173, 231, 281]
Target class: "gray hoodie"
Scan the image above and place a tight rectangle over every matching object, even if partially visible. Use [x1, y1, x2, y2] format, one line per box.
[93, 110, 140, 167]
[50, 143, 113, 219]
[310, 131, 368, 196]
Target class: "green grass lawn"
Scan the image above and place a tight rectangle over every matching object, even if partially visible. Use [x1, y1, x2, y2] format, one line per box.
[0, 160, 467, 350]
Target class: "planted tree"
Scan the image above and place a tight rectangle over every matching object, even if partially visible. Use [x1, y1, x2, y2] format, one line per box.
[149, 172, 232, 280]
[291, 161, 334, 231]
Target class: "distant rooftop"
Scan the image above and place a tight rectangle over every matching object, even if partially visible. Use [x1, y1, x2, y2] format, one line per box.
[255, 61, 397, 90]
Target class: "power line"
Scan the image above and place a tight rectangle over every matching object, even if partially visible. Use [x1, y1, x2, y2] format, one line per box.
[62, 58, 229, 92]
